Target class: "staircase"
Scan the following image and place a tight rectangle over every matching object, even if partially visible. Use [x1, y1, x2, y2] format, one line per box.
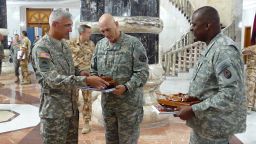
[162, 21, 236, 76]
[169, 0, 193, 22]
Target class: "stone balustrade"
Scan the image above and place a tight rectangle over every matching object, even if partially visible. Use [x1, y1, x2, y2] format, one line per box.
[162, 21, 236, 77]
[163, 41, 206, 76]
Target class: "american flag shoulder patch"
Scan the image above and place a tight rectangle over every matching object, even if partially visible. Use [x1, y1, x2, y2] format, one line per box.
[38, 52, 50, 59]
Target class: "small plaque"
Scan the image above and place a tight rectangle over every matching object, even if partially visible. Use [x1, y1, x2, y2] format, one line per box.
[80, 86, 115, 93]
[152, 104, 176, 115]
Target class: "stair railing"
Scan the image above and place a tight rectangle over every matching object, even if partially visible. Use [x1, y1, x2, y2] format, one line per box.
[169, 0, 193, 21]
[163, 41, 206, 76]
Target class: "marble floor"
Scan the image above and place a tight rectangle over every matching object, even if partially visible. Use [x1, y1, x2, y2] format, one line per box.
[0, 70, 252, 144]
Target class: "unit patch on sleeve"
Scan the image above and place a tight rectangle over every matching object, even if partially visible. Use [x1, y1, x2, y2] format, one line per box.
[223, 68, 232, 79]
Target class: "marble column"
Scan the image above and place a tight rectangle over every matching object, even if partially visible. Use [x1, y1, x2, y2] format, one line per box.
[80, 0, 105, 42]
[0, 0, 8, 48]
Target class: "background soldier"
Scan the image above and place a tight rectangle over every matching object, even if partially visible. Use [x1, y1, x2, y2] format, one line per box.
[19, 31, 31, 85]
[67, 24, 95, 134]
[9, 34, 22, 83]
[32, 9, 108, 144]
[243, 45, 256, 111]
[174, 6, 246, 144]
[91, 13, 149, 144]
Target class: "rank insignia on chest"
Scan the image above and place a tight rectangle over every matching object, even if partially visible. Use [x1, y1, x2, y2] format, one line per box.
[39, 52, 50, 59]
[223, 68, 232, 79]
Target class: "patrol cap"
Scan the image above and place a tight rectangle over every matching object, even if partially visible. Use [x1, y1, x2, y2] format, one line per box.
[0, 28, 8, 36]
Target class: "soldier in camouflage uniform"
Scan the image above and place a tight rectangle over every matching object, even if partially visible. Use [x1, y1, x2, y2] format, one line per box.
[67, 24, 95, 134]
[19, 31, 31, 85]
[243, 45, 256, 111]
[0, 31, 5, 87]
[174, 6, 246, 144]
[32, 9, 109, 144]
[10, 34, 22, 83]
[91, 13, 149, 144]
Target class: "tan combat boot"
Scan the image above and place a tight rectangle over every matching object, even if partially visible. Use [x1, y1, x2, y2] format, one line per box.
[81, 122, 91, 134]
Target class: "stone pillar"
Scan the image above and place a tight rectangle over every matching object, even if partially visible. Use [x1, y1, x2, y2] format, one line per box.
[0, 0, 8, 48]
[0, 1, 13, 74]
[80, 0, 105, 42]
[81, 0, 169, 128]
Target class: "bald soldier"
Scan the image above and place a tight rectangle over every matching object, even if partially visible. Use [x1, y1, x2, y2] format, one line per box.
[91, 13, 149, 144]
[174, 6, 246, 144]
[32, 9, 108, 144]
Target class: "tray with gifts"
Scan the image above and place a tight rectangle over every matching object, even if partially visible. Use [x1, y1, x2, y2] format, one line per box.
[156, 92, 201, 108]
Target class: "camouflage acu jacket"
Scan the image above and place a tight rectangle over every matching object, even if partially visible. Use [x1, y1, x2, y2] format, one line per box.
[187, 33, 246, 139]
[67, 39, 95, 71]
[91, 32, 149, 109]
[21, 37, 31, 58]
[10, 40, 21, 62]
[32, 34, 87, 118]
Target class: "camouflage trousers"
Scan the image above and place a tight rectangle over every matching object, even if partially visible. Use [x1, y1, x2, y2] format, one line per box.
[103, 106, 143, 144]
[189, 130, 229, 144]
[246, 69, 256, 109]
[80, 90, 92, 122]
[20, 59, 31, 82]
[40, 114, 79, 144]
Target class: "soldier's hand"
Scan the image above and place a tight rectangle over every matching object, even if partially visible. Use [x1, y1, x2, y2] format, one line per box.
[112, 85, 126, 96]
[86, 76, 109, 90]
[173, 106, 195, 120]
[80, 71, 90, 76]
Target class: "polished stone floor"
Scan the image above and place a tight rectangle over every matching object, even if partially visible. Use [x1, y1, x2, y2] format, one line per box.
[0, 71, 249, 144]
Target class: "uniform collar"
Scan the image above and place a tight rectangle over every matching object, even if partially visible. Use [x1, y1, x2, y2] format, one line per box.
[76, 38, 89, 46]
[104, 32, 124, 50]
[201, 32, 223, 57]
[46, 34, 63, 50]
